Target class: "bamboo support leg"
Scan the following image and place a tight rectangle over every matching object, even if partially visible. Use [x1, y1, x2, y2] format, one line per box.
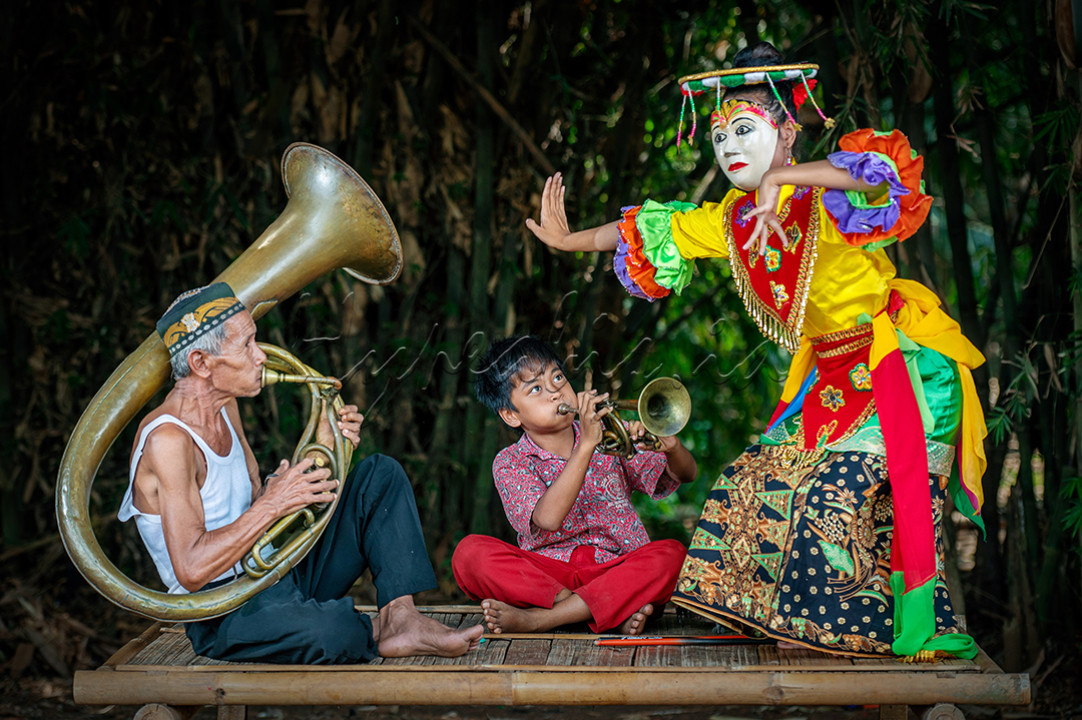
[132, 704, 244, 720]
[217, 707, 246, 720]
[880, 706, 911, 720]
[132, 705, 198, 720]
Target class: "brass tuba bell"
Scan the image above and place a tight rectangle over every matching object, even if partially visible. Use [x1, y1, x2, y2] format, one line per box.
[55, 143, 402, 621]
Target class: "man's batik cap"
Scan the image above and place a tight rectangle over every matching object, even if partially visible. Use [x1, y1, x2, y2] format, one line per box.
[155, 282, 245, 360]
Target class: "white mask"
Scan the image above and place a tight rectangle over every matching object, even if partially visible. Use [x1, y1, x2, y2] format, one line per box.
[711, 99, 780, 191]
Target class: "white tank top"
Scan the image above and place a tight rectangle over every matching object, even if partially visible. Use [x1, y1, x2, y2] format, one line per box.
[118, 407, 252, 594]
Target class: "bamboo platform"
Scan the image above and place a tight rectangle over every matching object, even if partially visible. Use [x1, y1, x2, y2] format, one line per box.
[73, 606, 1030, 720]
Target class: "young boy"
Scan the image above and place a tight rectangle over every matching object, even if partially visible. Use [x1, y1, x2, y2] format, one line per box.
[453, 336, 698, 635]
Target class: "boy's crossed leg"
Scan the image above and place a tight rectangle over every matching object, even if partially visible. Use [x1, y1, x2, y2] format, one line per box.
[453, 534, 684, 634]
[480, 590, 657, 635]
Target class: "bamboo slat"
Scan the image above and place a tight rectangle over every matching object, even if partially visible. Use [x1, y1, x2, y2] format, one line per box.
[634, 643, 726, 668]
[502, 638, 550, 666]
[776, 645, 856, 666]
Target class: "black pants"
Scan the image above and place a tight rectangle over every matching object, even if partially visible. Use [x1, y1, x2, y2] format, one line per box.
[185, 454, 437, 664]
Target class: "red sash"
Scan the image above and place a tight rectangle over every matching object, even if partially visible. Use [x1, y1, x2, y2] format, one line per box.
[722, 186, 822, 352]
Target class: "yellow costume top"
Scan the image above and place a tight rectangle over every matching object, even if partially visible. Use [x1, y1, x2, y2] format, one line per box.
[611, 129, 987, 524]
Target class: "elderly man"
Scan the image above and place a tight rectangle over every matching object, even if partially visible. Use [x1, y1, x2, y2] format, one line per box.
[118, 282, 483, 663]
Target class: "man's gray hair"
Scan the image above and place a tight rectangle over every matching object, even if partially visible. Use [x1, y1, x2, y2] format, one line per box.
[169, 321, 229, 380]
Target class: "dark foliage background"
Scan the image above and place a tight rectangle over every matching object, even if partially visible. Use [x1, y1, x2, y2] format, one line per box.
[2, 0, 1081, 715]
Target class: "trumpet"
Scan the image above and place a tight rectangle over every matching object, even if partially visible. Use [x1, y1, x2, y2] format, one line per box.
[558, 377, 691, 458]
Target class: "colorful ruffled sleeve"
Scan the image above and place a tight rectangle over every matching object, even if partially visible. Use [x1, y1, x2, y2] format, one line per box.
[822, 129, 933, 248]
[613, 199, 700, 301]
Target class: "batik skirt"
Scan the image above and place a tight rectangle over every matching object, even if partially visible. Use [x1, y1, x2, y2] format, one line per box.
[671, 442, 968, 657]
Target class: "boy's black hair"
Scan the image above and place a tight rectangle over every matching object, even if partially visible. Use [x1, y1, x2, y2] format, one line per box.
[475, 335, 565, 414]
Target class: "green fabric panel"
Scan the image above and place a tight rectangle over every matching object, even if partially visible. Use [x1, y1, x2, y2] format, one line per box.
[897, 329, 934, 434]
[637, 199, 697, 292]
[760, 415, 801, 446]
[921, 632, 979, 659]
[889, 572, 977, 659]
[913, 344, 962, 445]
[890, 571, 934, 656]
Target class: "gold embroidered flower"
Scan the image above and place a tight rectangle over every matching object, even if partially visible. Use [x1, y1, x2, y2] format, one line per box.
[820, 385, 845, 412]
[786, 224, 802, 250]
[770, 281, 790, 307]
[765, 247, 781, 272]
[849, 363, 872, 391]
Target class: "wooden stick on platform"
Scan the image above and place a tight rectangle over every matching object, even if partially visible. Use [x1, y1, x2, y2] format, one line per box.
[596, 635, 774, 647]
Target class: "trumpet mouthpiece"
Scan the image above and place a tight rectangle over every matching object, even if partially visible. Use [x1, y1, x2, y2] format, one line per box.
[262, 367, 342, 390]
[557, 403, 576, 416]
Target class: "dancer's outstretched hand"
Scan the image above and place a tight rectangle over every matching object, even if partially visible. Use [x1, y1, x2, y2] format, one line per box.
[525, 172, 572, 249]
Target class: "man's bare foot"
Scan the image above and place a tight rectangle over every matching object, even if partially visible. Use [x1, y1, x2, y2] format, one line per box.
[481, 599, 548, 634]
[777, 640, 802, 650]
[374, 596, 484, 658]
[617, 604, 655, 636]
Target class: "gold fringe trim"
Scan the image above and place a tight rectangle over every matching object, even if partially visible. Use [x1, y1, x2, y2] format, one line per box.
[815, 335, 873, 358]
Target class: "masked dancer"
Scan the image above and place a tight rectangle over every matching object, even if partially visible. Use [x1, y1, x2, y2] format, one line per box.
[526, 41, 986, 659]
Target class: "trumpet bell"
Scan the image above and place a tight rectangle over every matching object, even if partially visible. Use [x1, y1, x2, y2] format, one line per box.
[561, 377, 692, 458]
[638, 377, 692, 439]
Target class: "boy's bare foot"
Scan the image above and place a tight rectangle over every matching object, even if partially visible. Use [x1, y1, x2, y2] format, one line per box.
[374, 595, 484, 658]
[481, 599, 547, 634]
[480, 592, 593, 634]
[617, 603, 655, 636]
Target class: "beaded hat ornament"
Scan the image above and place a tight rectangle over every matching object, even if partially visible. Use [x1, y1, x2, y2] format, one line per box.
[675, 62, 834, 147]
[156, 282, 245, 361]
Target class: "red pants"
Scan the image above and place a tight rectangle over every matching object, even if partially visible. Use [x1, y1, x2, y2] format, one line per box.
[451, 534, 687, 632]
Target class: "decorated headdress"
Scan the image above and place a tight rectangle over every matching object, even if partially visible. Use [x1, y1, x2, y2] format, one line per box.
[675, 62, 834, 147]
[156, 282, 246, 361]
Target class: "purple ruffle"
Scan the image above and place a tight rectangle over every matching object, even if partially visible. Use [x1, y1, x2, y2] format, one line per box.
[613, 237, 652, 300]
[822, 151, 911, 235]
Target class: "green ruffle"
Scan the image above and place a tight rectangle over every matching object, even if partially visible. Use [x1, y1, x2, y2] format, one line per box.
[636, 199, 697, 293]
[861, 237, 898, 252]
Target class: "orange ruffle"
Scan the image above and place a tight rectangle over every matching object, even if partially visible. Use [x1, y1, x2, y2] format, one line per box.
[618, 207, 670, 299]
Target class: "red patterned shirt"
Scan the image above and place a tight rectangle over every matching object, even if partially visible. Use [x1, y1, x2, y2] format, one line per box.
[492, 422, 678, 562]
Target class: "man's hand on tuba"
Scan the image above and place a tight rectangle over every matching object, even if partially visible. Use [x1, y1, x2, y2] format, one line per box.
[317, 402, 363, 449]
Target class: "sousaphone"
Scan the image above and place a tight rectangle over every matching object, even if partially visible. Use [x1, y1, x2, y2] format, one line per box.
[56, 143, 402, 621]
